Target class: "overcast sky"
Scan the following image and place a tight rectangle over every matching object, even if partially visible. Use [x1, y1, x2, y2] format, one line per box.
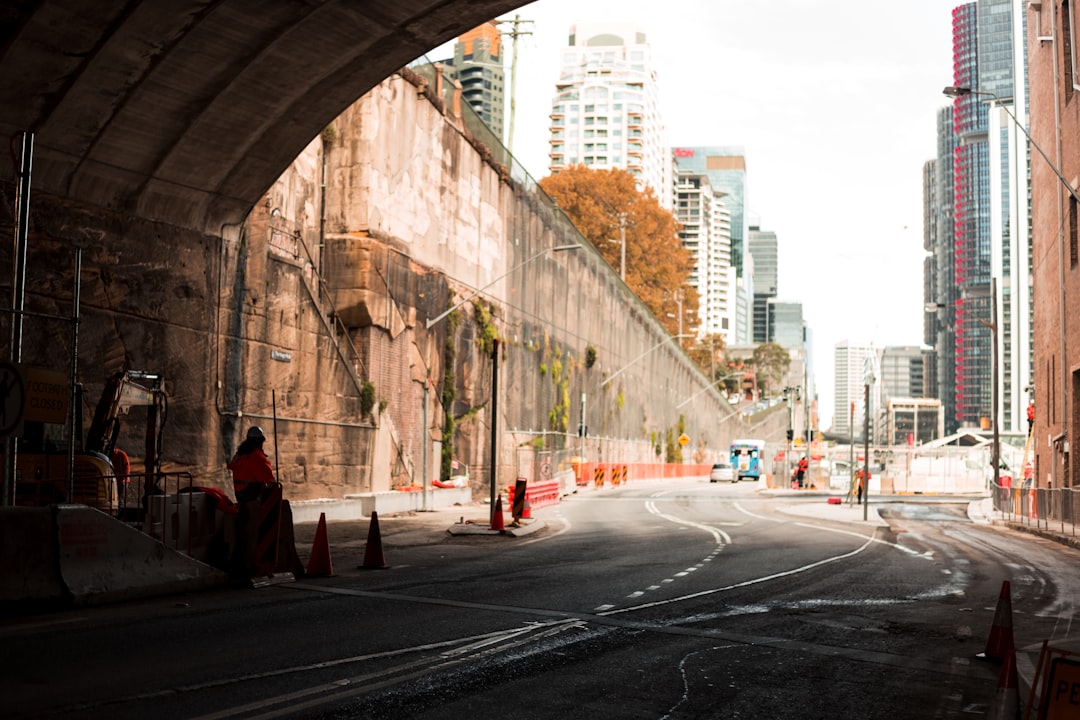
[430, 0, 957, 429]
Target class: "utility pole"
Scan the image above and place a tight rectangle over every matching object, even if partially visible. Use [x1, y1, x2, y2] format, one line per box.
[618, 213, 627, 282]
[498, 15, 532, 153]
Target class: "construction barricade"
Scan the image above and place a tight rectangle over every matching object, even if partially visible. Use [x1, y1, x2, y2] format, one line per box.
[507, 478, 561, 512]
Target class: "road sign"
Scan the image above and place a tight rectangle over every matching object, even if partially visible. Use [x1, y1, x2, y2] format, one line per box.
[678, 433, 689, 447]
[0, 361, 26, 436]
[24, 366, 68, 424]
[1043, 657, 1080, 719]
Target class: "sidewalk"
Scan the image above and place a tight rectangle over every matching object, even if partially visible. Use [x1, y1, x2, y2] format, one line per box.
[290, 501, 547, 572]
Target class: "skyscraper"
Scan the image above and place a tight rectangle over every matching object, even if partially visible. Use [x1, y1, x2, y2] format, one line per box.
[834, 341, 876, 437]
[932, 0, 1029, 433]
[674, 169, 735, 341]
[950, 2, 994, 430]
[440, 22, 505, 139]
[673, 146, 751, 343]
[548, 23, 670, 206]
[747, 225, 778, 344]
[979, 0, 1031, 433]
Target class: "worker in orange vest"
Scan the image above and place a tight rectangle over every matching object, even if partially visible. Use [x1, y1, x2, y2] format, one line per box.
[796, 456, 809, 489]
[228, 426, 276, 502]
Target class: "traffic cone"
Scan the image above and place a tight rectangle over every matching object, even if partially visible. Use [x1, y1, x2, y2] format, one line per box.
[490, 494, 505, 531]
[987, 648, 1020, 720]
[305, 512, 334, 577]
[359, 511, 388, 569]
[979, 581, 1015, 661]
[523, 497, 532, 519]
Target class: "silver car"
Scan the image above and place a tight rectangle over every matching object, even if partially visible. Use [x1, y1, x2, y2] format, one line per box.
[710, 461, 736, 483]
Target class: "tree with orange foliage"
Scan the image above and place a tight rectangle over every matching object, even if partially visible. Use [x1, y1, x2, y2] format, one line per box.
[539, 165, 698, 338]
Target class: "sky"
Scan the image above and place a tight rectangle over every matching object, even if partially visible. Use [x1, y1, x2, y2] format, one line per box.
[430, 0, 958, 430]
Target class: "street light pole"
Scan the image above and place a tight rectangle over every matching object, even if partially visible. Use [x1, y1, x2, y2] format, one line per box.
[618, 213, 627, 282]
[601, 334, 692, 389]
[425, 244, 581, 329]
[943, 86, 1080, 205]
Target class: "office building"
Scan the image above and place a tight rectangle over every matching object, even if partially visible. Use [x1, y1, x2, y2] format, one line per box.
[439, 22, 505, 139]
[747, 225, 778, 344]
[674, 170, 736, 341]
[834, 341, 877, 437]
[548, 23, 670, 206]
[670, 147, 752, 344]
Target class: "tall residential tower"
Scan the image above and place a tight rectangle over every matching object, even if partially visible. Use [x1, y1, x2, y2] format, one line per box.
[548, 23, 670, 206]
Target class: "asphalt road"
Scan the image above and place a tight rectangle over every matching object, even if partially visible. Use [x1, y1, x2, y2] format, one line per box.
[5, 480, 1078, 719]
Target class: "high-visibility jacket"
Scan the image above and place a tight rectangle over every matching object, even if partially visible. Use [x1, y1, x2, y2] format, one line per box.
[228, 448, 275, 498]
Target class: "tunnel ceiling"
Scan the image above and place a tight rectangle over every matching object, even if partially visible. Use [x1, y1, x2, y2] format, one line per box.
[0, 0, 527, 234]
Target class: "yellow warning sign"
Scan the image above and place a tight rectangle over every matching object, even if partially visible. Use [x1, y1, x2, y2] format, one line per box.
[24, 366, 68, 425]
[1043, 657, 1080, 720]
[678, 433, 689, 447]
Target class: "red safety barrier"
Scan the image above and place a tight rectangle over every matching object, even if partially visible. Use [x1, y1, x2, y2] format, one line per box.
[507, 479, 561, 511]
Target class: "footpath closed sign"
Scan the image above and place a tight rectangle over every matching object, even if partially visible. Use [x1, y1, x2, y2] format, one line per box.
[1043, 657, 1080, 719]
[24, 367, 68, 424]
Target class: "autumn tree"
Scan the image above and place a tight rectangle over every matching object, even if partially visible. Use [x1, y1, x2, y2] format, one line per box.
[749, 342, 792, 397]
[685, 333, 728, 382]
[540, 165, 698, 338]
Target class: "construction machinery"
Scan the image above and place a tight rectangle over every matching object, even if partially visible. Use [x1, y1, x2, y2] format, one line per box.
[15, 370, 166, 513]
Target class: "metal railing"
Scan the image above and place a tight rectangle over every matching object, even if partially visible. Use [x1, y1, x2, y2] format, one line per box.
[990, 480, 1080, 537]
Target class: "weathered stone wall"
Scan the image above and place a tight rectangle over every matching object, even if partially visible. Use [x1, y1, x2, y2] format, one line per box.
[301, 71, 759, 495]
[1, 69, 768, 506]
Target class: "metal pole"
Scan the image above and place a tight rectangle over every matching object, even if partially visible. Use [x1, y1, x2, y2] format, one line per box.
[4, 131, 33, 506]
[272, 389, 280, 479]
[422, 379, 430, 511]
[66, 250, 81, 502]
[579, 391, 586, 485]
[618, 213, 627, 282]
[489, 339, 499, 522]
[849, 401, 855, 506]
[863, 383, 871, 521]
[992, 278, 1000, 491]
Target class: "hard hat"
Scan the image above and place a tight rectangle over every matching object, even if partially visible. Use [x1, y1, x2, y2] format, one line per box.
[246, 426, 266, 441]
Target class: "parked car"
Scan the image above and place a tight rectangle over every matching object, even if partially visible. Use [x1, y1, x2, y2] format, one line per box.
[710, 461, 736, 483]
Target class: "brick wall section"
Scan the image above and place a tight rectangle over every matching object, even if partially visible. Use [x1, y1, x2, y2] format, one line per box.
[1028, 3, 1080, 489]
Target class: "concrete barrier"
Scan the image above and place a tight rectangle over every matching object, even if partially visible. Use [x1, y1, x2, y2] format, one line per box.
[55, 505, 229, 605]
[290, 487, 473, 523]
[0, 507, 67, 608]
[1, 505, 229, 611]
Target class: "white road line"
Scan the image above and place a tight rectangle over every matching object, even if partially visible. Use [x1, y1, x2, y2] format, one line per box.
[600, 532, 878, 616]
[645, 501, 732, 545]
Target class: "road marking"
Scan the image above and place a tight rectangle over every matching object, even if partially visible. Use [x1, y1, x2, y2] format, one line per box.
[600, 532, 878, 616]
[594, 604, 615, 612]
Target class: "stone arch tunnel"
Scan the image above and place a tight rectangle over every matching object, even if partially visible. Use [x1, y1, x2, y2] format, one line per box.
[0, 0, 530, 232]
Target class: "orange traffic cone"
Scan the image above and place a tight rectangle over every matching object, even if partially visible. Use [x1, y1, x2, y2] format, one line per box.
[359, 511, 388, 569]
[523, 497, 532, 519]
[305, 512, 334, 577]
[988, 648, 1020, 720]
[979, 581, 1015, 662]
[490, 494, 505, 531]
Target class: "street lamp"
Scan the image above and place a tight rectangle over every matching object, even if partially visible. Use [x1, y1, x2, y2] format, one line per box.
[600, 334, 692, 389]
[424, 242, 581, 521]
[675, 370, 745, 410]
[425, 243, 582, 329]
[942, 86, 1080, 204]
